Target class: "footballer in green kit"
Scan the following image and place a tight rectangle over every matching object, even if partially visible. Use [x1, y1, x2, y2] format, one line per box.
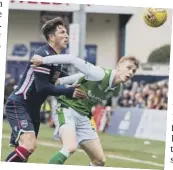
[31, 54, 139, 166]
[58, 68, 121, 118]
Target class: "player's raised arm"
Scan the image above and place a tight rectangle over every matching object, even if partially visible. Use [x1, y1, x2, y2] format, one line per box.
[31, 54, 105, 81]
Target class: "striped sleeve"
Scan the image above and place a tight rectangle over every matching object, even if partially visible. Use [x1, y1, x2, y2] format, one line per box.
[33, 65, 75, 97]
[33, 66, 50, 75]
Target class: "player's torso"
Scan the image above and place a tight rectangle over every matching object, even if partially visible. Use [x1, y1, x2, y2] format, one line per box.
[9, 44, 62, 106]
[59, 69, 120, 116]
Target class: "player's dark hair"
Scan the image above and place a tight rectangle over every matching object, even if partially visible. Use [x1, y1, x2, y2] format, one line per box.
[42, 17, 66, 41]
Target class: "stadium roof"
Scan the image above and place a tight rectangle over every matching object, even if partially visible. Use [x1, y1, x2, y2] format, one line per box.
[9, 1, 136, 14]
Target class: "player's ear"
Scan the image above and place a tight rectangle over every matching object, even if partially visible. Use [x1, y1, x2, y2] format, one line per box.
[116, 64, 120, 71]
[48, 34, 55, 42]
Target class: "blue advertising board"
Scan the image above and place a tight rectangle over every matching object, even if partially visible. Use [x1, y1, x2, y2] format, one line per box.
[105, 107, 144, 137]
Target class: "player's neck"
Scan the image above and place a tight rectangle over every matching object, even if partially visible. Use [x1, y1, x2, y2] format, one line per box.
[48, 42, 61, 54]
[112, 70, 121, 86]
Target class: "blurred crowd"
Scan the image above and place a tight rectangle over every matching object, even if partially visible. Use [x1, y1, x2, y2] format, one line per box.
[118, 79, 168, 110]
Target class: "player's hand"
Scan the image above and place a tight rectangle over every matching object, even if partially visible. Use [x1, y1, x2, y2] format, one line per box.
[55, 79, 60, 86]
[73, 88, 87, 99]
[30, 55, 44, 67]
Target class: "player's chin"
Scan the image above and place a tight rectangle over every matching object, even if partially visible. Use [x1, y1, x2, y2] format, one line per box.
[62, 44, 67, 48]
[59, 42, 67, 49]
[122, 76, 129, 82]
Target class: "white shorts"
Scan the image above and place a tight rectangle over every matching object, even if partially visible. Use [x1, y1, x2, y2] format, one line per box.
[53, 106, 98, 145]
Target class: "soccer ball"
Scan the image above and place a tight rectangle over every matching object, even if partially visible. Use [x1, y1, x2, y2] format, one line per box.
[143, 8, 167, 27]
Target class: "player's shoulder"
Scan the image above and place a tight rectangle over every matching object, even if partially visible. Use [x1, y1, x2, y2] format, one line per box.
[31, 45, 53, 69]
[33, 44, 55, 57]
[101, 67, 112, 76]
[101, 67, 111, 72]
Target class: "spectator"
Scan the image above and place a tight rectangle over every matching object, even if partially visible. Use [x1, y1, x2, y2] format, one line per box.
[118, 79, 168, 110]
[135, 92, 145, 108]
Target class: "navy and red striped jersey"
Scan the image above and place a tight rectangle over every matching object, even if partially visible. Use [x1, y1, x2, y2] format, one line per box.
[8, 43, 74, 107]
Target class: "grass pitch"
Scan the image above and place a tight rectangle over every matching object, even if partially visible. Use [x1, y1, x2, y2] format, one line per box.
[1, 120, 165, 169]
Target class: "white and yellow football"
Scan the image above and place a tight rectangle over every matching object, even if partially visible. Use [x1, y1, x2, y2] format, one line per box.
[143, 8, 167, 27]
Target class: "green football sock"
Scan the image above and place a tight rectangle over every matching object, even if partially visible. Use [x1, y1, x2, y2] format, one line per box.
[48, 152, 67, 164]
[48, 148, 70, 164]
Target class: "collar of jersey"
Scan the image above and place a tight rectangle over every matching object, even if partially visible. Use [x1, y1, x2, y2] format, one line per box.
[109, 69, 116, 88]
[46, 43, 59, 54]
[103, 70, 117, 93]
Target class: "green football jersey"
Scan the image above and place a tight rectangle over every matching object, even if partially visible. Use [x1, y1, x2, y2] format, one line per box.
[58, 68, 121, 116]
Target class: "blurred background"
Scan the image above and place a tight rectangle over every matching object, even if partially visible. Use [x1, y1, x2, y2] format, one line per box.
[2, 1, 172, 169]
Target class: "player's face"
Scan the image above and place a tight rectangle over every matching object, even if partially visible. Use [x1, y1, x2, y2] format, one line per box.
[117, 60, 137, 82]
[51, 25, 69, 49]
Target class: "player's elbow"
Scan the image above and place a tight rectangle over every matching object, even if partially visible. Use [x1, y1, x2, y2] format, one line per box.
[88, 67, 105, 81]
[35, 84, 47, 93]
[35, 87, 44, 93]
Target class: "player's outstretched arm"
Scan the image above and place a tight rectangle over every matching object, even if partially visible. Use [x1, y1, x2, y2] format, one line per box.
[33, 66, 87, 99]
[56, 73, 84, 85]
[31, 54, 105, 81]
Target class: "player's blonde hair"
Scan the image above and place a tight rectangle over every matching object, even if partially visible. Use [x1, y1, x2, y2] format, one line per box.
[118, 56, 140, 68]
